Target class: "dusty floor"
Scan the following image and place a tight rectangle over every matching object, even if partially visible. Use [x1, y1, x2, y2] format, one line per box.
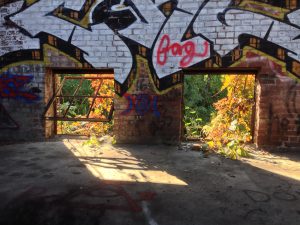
[0, 139, 299, 225]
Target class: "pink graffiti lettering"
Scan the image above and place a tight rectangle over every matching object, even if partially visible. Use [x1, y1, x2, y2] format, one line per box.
[156, 34, 209, 68]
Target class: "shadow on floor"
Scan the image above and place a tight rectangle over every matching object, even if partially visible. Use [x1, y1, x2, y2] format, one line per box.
[0, 140, 299, 225]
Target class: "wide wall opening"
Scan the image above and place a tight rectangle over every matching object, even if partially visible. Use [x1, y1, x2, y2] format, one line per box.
[183, 73, 256, 150]
[44, 70, 114, 137]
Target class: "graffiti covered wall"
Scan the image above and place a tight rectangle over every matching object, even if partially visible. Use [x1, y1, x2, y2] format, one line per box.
[0, 64, 44, 141]
[1, 0, 300, 146]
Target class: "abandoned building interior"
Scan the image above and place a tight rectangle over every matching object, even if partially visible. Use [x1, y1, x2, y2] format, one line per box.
[0, 0, 300, 225]
[0, 0, 300, 147]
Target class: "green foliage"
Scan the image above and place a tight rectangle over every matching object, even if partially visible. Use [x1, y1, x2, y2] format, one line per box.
[219, 140, 250, 159]
[184, 106, 204, 138]
[60, 74, 94, 96]
[59, 74, 94, 116]
[58, 102, 77, 117]
[57, 74, 114, 136]
[184, 75, 225, 138]
[184, 74, 254, 159]
[82, 135, 101, 148]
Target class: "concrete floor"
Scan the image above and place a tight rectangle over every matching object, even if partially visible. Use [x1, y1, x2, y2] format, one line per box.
[0, 139, 299, 225]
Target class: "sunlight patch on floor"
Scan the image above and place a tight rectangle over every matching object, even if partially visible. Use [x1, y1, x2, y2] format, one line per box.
[243, 160, 300, 181]
[242, 151, 300, 182]
[63, 140, 188, 186]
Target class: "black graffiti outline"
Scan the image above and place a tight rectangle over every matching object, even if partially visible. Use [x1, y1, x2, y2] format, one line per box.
[147, 0, 214, 87]
[1, 0, 300, 96]
[219, 0, 300, 30]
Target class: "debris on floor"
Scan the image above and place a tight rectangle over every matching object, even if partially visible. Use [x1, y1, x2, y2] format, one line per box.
[0, 141, 299, 225]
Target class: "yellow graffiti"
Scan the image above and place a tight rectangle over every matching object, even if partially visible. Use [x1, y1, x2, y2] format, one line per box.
[0, 61, 43, 74]
[52, 1, 98, 29]
[292, 61, 300, 75]
[135, 55, 182, 95]
[115, 54, 182, 98]
[25, 0, 39, 6]
[236, 0, 290, 21]
[43, 44, 83, 67]
[231, 46, 300, 81]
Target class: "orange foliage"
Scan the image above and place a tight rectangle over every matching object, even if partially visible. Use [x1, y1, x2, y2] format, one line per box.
[58, 74, 114, 136]
[203, 74, 255, 146]
[85, 74, 114, 135]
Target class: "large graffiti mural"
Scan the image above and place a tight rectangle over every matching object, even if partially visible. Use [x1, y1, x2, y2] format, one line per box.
[1, 0, 300, 96]
[1, 0, 300, 144]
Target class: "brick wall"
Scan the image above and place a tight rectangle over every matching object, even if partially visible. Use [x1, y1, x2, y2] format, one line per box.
[0, 0, 300, 148]
[0, 64, 45, 141]
[114, 56, 182, 144]
[255, 75, 300, 148]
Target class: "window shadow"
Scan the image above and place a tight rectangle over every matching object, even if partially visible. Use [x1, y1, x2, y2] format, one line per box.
[0, 140, 299, 225]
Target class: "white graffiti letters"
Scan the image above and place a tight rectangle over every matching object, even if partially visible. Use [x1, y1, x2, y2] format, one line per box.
[2, 0, 300, 83]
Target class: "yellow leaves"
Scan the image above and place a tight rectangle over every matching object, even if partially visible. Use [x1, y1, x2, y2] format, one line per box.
[204, 74, 255, 158]
[207, 141, 215, 148]
[84, 78, 114, 136]
[59, 75, 114, 136]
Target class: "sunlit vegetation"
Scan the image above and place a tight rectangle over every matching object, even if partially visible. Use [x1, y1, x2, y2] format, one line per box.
[57, 74, 114, 136]
[184, 74, 255, 159]
[184, 74, 225, 139]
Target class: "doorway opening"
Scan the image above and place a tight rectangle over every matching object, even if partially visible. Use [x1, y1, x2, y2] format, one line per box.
[44, 69, 114, 137]
[183, 73, 256, 146]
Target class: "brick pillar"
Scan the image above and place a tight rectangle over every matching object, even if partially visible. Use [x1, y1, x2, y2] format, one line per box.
[255, 74, 300, 148]
[114, 56, 182, 145]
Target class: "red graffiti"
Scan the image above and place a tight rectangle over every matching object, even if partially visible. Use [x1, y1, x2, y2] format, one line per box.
[0, 73, 39, 102]
[156, 34, 209, 68]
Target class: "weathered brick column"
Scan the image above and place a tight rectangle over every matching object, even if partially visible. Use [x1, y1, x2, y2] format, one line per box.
[255, 74, 300, 148]
[114, 56, 182, 144]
